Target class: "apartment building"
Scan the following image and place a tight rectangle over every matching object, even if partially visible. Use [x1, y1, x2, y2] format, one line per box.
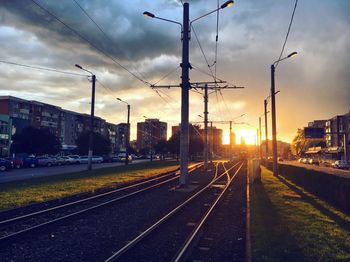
[307, 111, 350, 160]
[0, 96, 119, 156]
[136, 119, 167, 150]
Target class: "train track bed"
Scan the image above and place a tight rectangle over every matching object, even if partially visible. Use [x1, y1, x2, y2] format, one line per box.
[185, 163, 247, 261]
[0, 166, 182, 220]
[106, 161, 246, 261]
[0, 163, 214, 261]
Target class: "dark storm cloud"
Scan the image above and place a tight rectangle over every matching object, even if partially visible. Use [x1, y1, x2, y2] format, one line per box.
[0, 0, 181, 63]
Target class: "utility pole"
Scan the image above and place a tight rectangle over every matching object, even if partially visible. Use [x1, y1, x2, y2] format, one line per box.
[179, 2, 190, 185]
[88, 75, 96, 171]
[125, 104, 130, 165]
[264, 99, 268, 159]
[143, 0, 236, 185]
[204, 84, 208, 170]
[75, 64, 95, 171]
[259, 117, 262, 159]
[271, 64, 278, 176]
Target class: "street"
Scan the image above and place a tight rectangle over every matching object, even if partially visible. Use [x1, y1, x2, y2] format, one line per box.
[0, 159, 148, 184]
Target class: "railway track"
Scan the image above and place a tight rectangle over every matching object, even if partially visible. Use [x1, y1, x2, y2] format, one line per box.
[0, 163, 202, 243]
[104, 160, 245, 262]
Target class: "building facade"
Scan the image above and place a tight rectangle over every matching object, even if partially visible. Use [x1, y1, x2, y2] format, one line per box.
[137, 119, 167, 151]
[0, 96, 119, 156]
[307, 111, 350, 161]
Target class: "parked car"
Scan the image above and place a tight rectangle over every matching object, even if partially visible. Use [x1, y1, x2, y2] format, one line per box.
[115, 153, 133, 162]
[332, 160, 349, 170]
[37, 156, 56, 167]
[301, 158, 309, 164]
[6, 157, 23, 169]
[78, 156, 103, 164]
[56, 156, 70, 165]
[67, 155, 80, 164]
[23, 157, 39, 168]
[308, 158, 319, 165]
[0, 158, 13, 171]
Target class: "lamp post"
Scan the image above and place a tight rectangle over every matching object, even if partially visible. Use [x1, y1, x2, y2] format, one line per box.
[75, 64, 95, 171]
[117, 98, 130, 165]
[271, 51, 297, 176]
[144, 0, 234, 185]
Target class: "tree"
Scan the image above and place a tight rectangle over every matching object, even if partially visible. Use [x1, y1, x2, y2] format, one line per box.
[189, 124, 203, 156]
[76, 131, 111, 156]
[154, 139, 168, 159]
[291, 128, 325, 157]
[12, 126, 61, 155]
[167, 131, 180, 158]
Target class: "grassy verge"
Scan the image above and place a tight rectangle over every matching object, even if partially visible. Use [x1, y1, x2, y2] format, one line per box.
[0, 161, 179, 211]
[250, 165, 350, 261]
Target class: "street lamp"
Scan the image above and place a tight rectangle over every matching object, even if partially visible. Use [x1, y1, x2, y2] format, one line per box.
[143, 0, 234, 186]
[271, 51, 297, 176]
[75, 64, 96, 171]
[117, 98, 130, 165]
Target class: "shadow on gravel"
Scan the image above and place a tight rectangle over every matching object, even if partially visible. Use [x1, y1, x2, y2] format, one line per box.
[251, 180, 304, 262]
[276, 175, 350, 232]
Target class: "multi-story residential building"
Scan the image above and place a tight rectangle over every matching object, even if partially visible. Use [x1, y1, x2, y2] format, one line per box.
[171, 124, 223, 155]
[0, 96, 118, 156]
[115, 123, 128, 153]
[324, 113, 350, 160]
[306, 111, 350, 161]
[137, 119, 167, 151]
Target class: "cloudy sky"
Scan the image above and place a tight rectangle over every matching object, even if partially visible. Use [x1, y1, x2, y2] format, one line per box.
[0, 0, 349, 144]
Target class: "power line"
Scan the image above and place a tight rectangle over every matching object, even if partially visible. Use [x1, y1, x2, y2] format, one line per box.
[191, 25, 216, 81]
[30, 0, 151, 87]
[191, 64, 239, 87]
[0, 60, 88, 77]
[152, 65, 181, 86]
[72, 0, 149, 82]
[275, 0, 299, 68]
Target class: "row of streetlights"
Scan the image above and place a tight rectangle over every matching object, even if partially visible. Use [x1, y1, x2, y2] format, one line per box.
[75, 64, 131, 169]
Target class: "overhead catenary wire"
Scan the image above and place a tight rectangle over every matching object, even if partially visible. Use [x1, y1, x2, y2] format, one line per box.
[72, 0, 149, 82]
[275, 0, 299, 68]
[0, 60, 88, 77]
[71, 0, 179, 107]
[152, 65, 181, 86]
[30, 0, 151, 87]
[191, 25, 216, 81]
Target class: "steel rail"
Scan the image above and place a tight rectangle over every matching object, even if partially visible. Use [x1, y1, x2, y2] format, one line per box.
[0, 164, 203, 243]
[173, 161, 244, 261]
[0, 171, 175, 226]
[0, 163, 202, 226]
[104, 161, 242, 262]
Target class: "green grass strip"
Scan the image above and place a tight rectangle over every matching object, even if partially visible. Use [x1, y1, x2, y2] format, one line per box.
[250, 165, 350, 261]
[0, 161, 179, 211]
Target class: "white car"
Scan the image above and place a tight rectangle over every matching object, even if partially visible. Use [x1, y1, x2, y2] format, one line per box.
[78, 156, 103, 164]
[332, 160, 349, 170]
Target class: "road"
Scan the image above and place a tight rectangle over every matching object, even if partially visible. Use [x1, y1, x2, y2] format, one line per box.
[0, 160, 148, 184]
[280, 161, 350, 179]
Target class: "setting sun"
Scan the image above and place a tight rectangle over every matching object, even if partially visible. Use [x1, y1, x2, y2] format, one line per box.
[235, 129, 256, 145]
[223, 131, 230, 145]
